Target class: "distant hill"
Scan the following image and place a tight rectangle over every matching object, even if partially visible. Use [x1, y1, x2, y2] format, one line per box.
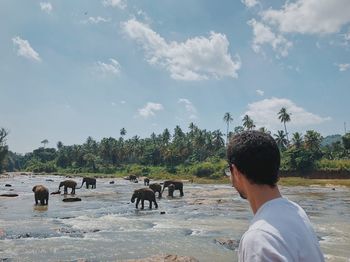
[321, 134, 342, 147]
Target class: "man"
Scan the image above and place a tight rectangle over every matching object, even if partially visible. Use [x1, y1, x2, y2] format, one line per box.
[226, 131, 324, 262]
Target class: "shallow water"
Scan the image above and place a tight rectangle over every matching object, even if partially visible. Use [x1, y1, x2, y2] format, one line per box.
[0, 174, 349, 261]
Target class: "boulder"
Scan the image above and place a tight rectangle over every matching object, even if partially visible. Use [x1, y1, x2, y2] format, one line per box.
[109, 181, 115, 184]
[50, 190, 61, 195]
[5, 184, 12, 187]
[0, 193, 18, 197]
[214, 237, 239, 250]
[63, 197, 81, 202]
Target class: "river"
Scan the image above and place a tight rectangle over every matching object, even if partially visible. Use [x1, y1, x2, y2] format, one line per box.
[0, 174, 349, 261]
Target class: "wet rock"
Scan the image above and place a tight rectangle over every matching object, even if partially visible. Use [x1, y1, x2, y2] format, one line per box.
[109, 181, 115, 184]
[46, 179, 54, 182]
[214, 238, 239, 250]
[63, 197, 81, 202]
[5, 184, 12, 187]
[0, 194, 18, 197]
[123, 254, 199, 262]
[134, 180, 138, 183]
[160, 211, 166, 215]
[50, 190, 61, 195]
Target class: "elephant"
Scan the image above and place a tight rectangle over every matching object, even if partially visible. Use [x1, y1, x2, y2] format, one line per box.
[59, 180, 77, 194]
[144, 178, 150, 186]
[149, 183, 162, 198]
[168, 184, 175, 198]
[129, 175, 137, 181]
[162, 180, 184, 197]
[131, 188, 158, 209]
[79, 177, 96, 189]
[32, 185, 49, 205]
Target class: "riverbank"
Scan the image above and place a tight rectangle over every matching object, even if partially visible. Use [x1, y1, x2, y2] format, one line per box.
[2, 172, 350, 187]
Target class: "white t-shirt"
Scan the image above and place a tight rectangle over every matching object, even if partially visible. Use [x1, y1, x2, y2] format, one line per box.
[238, 197, 324, 262]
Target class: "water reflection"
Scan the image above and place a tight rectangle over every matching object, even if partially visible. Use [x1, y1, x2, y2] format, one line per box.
[0, 175, 349, 261]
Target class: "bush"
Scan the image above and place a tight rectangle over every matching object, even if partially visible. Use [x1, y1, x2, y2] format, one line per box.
[25, 160, 57, 173]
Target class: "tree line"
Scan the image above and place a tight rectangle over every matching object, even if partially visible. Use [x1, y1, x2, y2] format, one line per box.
[1, 108, 350, 175]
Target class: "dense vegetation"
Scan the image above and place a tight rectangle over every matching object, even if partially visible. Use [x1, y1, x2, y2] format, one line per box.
[1, 110, 350, 179]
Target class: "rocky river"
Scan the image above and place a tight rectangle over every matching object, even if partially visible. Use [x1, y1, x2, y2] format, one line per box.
[0, 173, 349, 261]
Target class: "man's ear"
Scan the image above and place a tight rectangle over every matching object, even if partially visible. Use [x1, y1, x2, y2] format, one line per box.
[233, 165, 242, 181]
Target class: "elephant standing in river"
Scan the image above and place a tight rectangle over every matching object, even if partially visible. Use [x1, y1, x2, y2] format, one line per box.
[129, 175, 137, 182]
[144, 178, 150, 186]
[79, 177, 96, 189]
[162, 180, 184, 197]
[149, 183, 162, 198]
[59, 180, 77, 194]
[131, 188, 158, 209]
[168, 184, 175, 198]
[32, 185, 49, 205]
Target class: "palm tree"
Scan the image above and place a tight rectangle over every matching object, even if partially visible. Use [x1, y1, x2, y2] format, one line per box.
[57, 141, 64, 150]
[292, 132, 303, 148]
[212, 129, 225, 149]
[242, 115, 255, 130]
[278, 107, 291, 144]
[41, 139, 49, 148]
[223, 112, 233, 145]
[120, 128, 126, 137]
[234, 126, 244, 134]
[259, 127, 271, 135]
[274, 130, 288, 150]
[304, 130, 322, 151]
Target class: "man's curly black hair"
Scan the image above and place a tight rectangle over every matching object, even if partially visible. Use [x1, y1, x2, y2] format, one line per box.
[227, 130, 280, 187]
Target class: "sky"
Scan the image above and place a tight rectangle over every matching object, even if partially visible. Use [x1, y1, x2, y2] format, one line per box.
[1, 0, 350, 154]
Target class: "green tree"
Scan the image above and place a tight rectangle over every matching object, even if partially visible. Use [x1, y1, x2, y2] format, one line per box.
[278, 107, 291, 144]
[274, 130, 288, 151]
[41, 139, 49, 148]
[291, 132, 303, 149]
[342, 133, 350, 150]
[120, 128, 126, 137]
[242, 115, 255, 130]
[223, 112, 233, 145]
[259, 127, 271, 134]
[0, 128, 9, 172]
[304, 130, 323, 152]
[57, 141, 64, 150]
[234, 126, 244, 134]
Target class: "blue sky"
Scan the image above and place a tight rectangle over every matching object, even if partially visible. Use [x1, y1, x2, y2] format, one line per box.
[1, 0, 350, 154]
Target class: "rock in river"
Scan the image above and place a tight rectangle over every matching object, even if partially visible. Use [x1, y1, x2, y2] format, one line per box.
[63, 197, 82, 202]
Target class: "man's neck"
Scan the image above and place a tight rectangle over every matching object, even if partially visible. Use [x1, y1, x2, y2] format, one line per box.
[245, 183, 282, 214]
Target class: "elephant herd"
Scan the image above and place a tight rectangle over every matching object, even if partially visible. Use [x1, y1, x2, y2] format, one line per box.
[131, 179, 184, 209]
[32, 176, 184, 210]
[32, 177, 97, 206]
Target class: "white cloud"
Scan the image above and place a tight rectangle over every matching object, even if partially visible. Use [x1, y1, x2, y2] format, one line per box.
[241, 0, 259, 8]
[243, 97, 331, 130]
[122, 19, 241, 81]
[138, 102, 164, 118]
[178, 98, 198, 120]
[256, 89, 264, 96]
[102, 0, 126, 9]
[96, 58, 121, 75]
[262, 0, 350, 35]
[40, 2, 52, 14]
[12, 36, 41, 62]
[336, 63, 350, 71]
[83, 16, 110, 24]
[248, 19, 292, 57]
